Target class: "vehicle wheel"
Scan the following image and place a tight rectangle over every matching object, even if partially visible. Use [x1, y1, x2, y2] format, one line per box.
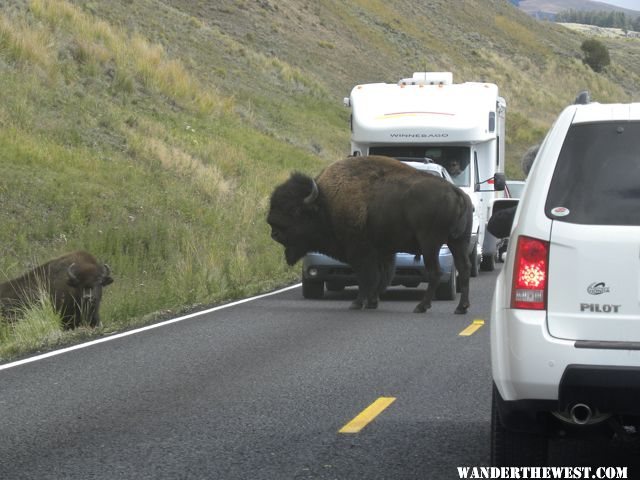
[480, 252, 495, 272]
[435, 266, 456, 300]
[326, 282, 345, 292]
[302, 278, 324, 299]
[491, 386, 548, 466]
[469, 242, 479, 278]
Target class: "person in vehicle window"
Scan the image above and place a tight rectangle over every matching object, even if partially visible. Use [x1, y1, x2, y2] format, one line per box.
[446, 159, 463, 177]
[445, 157, 471, 188]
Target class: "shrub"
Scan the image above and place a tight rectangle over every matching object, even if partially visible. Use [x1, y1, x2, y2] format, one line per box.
[581, 38, 610, 73]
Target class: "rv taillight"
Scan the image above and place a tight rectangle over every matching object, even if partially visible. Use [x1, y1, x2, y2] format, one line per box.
[511, 236, 549, 310]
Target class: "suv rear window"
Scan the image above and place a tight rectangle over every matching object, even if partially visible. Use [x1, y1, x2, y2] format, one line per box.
[545, 121, 640, 226]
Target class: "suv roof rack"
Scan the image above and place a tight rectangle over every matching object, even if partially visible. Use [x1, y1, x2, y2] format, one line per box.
[574, 91, 591, 105]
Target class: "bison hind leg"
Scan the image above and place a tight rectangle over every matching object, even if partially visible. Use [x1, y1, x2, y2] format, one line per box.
[413, 242, 443, 314]
[448, 237, 471, 314]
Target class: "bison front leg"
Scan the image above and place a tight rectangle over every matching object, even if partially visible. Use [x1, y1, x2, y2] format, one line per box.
[351, 274, 379, 310]
[350, 256, 383, 310]
[377, 254, 395, 296]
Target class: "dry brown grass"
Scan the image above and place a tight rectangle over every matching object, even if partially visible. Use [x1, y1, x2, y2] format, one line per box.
[0, 15, 53, 70]
[30, 0, 227, 114]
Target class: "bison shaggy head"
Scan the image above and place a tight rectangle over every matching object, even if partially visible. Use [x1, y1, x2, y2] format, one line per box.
[267, 172, 325, 266]
[63, 258, 113, 329]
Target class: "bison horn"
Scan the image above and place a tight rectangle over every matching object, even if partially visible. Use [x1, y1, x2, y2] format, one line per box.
[67, 262, 78, 283]
[303, 179, 319, 205]
[101, 263, 114, 286]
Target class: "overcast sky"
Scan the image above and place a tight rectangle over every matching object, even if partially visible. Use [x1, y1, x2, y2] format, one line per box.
[597, 0, 640, 11]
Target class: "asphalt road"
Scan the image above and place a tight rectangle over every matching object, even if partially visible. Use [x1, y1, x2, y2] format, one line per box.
[1, 267, 639, 479]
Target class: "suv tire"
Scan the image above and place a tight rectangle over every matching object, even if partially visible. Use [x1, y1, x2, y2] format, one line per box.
[469, 240, 479, 277]
[435, 266, 456, 300]
[490, 386, 548, 466]
[302, 278, 324, 299]
[480, 252, 495, 272]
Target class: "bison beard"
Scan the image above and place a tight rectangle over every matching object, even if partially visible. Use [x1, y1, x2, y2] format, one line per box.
[0, 250, 114, 329]
[268, 155, 473, 314]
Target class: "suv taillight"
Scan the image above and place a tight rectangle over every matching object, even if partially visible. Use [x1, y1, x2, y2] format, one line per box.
[511, 235, 549, 310]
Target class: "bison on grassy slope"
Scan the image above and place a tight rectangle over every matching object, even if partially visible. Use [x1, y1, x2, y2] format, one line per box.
[0, 250, 113, 329]
[267, 155, 473, 314]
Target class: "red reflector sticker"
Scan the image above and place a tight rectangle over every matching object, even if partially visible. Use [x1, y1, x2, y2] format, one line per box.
[551, 206, 570, 217]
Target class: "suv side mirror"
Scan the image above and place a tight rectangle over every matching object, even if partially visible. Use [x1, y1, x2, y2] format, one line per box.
[488, 198, 519, 238]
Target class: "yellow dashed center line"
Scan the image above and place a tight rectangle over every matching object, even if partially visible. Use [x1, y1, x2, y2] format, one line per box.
[339, 397, 396, 434]
[338, 320, 485, 434]
[459, 319, 485, 336]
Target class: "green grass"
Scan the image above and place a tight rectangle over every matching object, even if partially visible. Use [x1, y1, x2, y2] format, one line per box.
[0, 303, 63, 358]
[1, 0, 639, 361]
[0, 274, 64, 356]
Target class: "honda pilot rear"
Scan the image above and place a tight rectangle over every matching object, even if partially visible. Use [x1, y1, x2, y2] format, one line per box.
[490, 100, 640, 465]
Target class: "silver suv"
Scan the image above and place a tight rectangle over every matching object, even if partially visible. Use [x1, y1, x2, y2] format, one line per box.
[490, 99, 640, 465]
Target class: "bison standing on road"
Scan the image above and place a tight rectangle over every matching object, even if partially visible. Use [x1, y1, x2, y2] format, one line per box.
[267, 155, 473, 314]
[0, 250, 113, 329]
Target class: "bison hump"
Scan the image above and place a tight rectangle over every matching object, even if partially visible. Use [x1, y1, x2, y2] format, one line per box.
[317, 167, 368, 231]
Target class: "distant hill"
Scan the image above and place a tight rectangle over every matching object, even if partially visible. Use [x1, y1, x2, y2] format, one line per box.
[518, 0, 640, 19]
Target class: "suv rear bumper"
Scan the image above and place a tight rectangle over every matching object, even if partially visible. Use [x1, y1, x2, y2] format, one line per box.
[492, 383, 555, 433]
[494, 365, 640, 433]
[559, 364, 640, 415]
[491, 278, 640, 430]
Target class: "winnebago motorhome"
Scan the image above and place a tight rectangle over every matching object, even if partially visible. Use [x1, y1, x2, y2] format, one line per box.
[344, 72, 506, 272]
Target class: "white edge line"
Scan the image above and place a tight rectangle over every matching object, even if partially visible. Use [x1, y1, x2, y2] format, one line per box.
[0, 283, 302, 371]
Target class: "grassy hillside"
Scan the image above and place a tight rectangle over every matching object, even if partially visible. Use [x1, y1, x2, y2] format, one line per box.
[1, 0, 639, 360]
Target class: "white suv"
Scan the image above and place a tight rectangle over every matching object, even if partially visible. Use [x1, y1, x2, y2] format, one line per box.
[490, 99, 640, 465]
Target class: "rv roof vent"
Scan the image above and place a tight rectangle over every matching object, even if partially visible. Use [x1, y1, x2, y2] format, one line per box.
[398, 72, 453, 86]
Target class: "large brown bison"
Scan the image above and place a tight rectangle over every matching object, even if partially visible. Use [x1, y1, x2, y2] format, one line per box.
[0, 250, 113, 329]
[267, 155, 473, 314]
